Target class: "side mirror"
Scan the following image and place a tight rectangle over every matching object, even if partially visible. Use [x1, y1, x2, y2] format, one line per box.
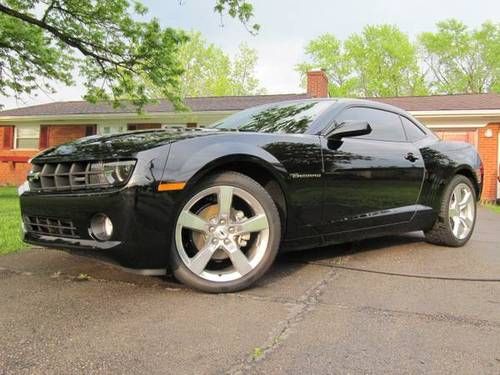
[326, 120, 372, 140]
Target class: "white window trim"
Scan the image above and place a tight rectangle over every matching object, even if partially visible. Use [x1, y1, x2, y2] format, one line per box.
[97, 124, 126, 135]
[14, 125, 40, 150]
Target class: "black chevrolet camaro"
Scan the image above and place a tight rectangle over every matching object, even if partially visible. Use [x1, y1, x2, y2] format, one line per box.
[19, 99, 482, 292]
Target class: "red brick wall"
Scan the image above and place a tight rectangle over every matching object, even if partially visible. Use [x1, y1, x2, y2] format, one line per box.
[0, 150, 37, 186]
[307, 70, 329, 98]
[0, 125, 96, 186]
[478, 123, 499, 201]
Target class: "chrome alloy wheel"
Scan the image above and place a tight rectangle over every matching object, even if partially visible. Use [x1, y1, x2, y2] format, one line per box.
[448, 182, 475, 240]
[175, 185, 270, 282]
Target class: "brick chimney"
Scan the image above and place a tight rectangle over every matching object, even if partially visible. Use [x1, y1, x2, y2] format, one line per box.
[306, 69, 329, 98]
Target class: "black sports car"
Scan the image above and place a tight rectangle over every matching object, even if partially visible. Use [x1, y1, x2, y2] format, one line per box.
[19, 99, 482, 292]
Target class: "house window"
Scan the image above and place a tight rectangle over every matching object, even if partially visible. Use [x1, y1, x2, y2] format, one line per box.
[15, 125, 40, 149]
[128, 123, 161, 131]
[98, 124, 126, 135]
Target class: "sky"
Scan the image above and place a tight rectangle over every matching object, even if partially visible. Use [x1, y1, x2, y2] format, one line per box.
[2, 0, 499, 109]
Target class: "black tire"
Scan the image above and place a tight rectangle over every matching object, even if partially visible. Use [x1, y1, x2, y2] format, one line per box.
[425, 175, 477, 247]
[169, 171, 281, 293]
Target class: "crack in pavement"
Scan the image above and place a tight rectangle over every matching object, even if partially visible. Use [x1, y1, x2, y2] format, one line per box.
[225, 292, 300, 306]
[225, 268, 338, 375]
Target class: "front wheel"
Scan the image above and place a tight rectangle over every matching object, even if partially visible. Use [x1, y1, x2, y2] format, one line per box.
[425, 175, 477, 247]
[169, 172, 281, 293]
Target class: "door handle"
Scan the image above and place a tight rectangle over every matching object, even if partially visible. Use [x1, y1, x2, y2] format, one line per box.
[404, 152, 419, 163]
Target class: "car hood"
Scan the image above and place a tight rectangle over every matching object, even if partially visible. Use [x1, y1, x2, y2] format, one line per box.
[33, 129, 226, 162]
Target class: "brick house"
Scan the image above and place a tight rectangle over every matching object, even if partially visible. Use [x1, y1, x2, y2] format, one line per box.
[1, 71, 499, 201]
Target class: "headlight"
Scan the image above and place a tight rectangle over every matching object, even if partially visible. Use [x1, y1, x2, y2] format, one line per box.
[89, 160, 135, 187]
[103, 161, 135, 185]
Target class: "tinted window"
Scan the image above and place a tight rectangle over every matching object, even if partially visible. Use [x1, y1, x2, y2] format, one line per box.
[336, 107, 405, 142]
[400, 116, 427, 141]
[212, 101, 332, 134]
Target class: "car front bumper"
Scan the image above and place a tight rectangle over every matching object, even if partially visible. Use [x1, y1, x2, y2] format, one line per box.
[19, 184, 177, 270]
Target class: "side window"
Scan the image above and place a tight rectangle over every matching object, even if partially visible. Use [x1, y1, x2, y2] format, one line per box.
[400, 116, 427, 142]
[336, 107, 406, 142]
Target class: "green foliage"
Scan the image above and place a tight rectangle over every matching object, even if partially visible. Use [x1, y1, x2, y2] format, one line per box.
[345, 25, 427, 97]
[0, 0, 258, 111]
[419, 19, 500, 94]
[0, 187, 26, 255]
[297, 20, 498, 97]
[230, 43, 263, 95]
[296, 34, 357, 97]
[297, 26, 426, 97]
[214, 0, 259, 34]
[176, 32, 264, 97]
[252, 346, 264, 359]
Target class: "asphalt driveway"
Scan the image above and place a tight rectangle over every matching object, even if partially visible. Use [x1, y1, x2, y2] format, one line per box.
[1, 208, 499, 374]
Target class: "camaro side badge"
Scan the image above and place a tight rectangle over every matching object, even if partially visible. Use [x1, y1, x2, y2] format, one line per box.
[290, 173, 321, 179]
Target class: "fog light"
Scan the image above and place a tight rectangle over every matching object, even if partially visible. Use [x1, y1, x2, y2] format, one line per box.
[90, 214, 113, 241]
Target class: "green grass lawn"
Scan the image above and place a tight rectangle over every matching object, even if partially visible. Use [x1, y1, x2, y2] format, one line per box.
[0, 187, 27, 255]
[485, 203, 500, 214]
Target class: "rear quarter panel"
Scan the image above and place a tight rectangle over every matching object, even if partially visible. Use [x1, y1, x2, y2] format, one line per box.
[418, 139, 482, 212]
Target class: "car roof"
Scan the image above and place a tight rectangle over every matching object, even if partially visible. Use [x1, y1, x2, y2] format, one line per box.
[261, 98, 414, 135]
[305, 98, 410, 115]
[263, 98, 411, 116]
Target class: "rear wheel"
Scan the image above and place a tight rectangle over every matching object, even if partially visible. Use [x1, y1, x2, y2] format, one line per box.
[169, 172, 281, 293]
[425, 175, 477, 247]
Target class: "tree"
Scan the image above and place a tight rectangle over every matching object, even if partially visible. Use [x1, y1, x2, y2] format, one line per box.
[176, 32, 263, 97]
[297, 26, 427, 97]
[345, 25, 427, 97]
[295, 34, 357, 97]
[230, 43, 264, 96]
[419, 19, 500, 94]
[0, 0, 257, 110]
[176, 32, 231, 97]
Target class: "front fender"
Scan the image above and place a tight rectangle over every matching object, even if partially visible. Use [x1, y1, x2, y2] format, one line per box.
[160, 133, 324, 240]
[162, 140, 287, 185]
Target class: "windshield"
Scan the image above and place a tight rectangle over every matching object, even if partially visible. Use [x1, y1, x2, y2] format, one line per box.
[212, 100, 333, 134]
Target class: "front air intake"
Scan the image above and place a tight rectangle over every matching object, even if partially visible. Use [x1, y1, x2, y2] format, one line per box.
[23, 216, 79, 238]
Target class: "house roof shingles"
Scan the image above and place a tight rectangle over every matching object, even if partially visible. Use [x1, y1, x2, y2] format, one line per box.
[371, 93, 500, 111]
[0, 94, 309, 117]
[1, 92, 499, 117]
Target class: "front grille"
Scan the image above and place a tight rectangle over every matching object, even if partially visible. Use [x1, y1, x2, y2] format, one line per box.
[29, 162, 110, 192]
[24, 216, 79, 238]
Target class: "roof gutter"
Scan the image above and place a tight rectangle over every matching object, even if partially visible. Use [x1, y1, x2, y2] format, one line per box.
[0, 110, 236, 124]
[410, 109, 500, 118]
[1, 108, 499, 125]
